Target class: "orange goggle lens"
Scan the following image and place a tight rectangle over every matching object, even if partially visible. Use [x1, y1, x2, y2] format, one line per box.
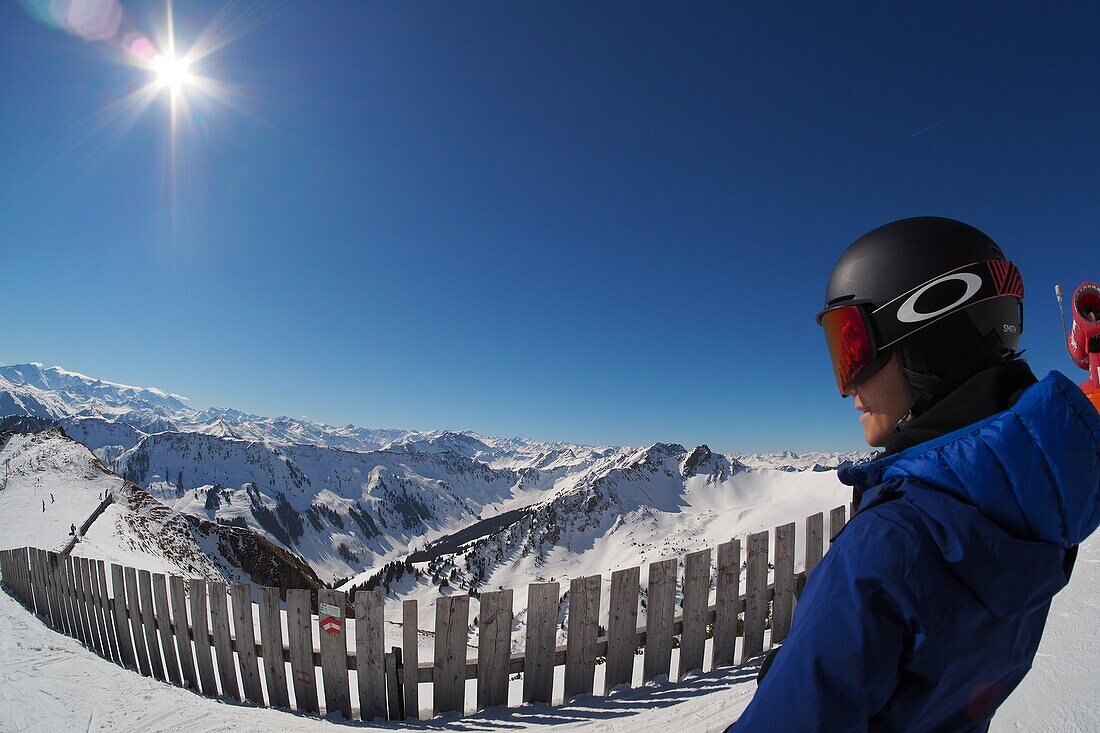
[820, 305, 875, 395]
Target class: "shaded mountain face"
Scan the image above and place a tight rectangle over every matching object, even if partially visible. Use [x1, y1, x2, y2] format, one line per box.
[0, 426, 322, 593]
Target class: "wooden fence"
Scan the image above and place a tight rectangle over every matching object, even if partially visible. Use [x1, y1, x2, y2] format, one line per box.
[0, 503, 849, 722]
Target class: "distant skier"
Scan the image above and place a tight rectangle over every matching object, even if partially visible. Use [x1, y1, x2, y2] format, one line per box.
[730, 217, 1100, 731]
[41, 500, 45, 512]
[50, 493, 54, 503]
[70, 523, 76, 536]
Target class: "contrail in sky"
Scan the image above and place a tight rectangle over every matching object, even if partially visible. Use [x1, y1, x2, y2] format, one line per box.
[911, 115, 957, 138]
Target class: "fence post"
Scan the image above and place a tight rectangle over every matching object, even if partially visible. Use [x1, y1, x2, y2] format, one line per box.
[402, 599, 420, 719]
[829, 505, 847, 544]
[94, 561, 119, 662]
[169, 576, 198, 689]
[772, 522, 796, 644]
[643, 558, 676, 683]
[604, 566, 640, 694]
[679, 548, 711, 678]
[523, 582, 558, 704]
[286, 588, 319, 714]
[565, 574, 600, 701]
[124, 566, 151, 676]
[189, 579, 218, 695]
[258, 586, 290, 708]
[355, 588, 387, 721]
[208, 581, 240, 700]
[154, 573, 183, 685]
[711, 539, 741, 670]
[805, 512, 824, 580]
[433, 594, 470, 715]
[138, 570, 166, 680]
[741, 531, 769, 663]
[476, 588, 513, 710]
[79, 558, 103, 654]
[105, 563, 131, 670]
[318, 588, 351, 719]
[231, 584, 264, 704]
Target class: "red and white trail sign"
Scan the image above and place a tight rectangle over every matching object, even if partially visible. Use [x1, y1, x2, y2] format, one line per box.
[320, 616, 341, 635]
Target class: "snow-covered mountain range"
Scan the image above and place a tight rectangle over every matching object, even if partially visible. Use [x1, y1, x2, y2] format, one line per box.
[0, 362, 869, 587]
[0, 427, 322, 590]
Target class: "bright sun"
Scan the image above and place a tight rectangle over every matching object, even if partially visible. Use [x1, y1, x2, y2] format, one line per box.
[151, 53, 191, 91]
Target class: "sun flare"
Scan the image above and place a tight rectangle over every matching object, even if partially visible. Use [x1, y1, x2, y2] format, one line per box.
[150, 53, 191, 91]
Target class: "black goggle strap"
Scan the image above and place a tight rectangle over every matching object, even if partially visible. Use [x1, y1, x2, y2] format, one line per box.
[870, 259, 1022, 349]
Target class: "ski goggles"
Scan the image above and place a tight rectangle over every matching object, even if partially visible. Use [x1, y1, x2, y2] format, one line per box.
[817, 259, 1023, 395]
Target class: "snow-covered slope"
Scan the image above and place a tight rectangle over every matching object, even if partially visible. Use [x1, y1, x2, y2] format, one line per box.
[0, 427, 322, 590]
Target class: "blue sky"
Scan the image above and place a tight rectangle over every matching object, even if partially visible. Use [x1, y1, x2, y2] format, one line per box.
[0, 1, 1096, 453]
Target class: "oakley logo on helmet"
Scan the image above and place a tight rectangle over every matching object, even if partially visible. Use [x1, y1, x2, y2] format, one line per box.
[896, 273, 983, 324]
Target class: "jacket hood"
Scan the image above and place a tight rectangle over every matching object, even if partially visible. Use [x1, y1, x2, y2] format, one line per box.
[839, 371, 1100, 618]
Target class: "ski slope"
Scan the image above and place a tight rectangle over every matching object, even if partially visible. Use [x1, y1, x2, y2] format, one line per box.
[1, 533, 1096, 732]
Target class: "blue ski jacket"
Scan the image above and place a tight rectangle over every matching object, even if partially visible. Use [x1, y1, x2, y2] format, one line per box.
[729, 371, 1100, 732]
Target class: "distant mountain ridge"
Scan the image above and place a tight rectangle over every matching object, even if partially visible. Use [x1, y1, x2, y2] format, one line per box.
[0, 362, 869, 582]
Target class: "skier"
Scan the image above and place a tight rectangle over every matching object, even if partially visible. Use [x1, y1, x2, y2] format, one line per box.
[729, 217, 1100, 731]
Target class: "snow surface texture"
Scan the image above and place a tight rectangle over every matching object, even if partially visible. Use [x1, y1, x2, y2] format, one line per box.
[1, 533, 1096, 732]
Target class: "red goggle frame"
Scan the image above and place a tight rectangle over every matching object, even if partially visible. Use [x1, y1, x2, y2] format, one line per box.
[818, 259, 1023, 395]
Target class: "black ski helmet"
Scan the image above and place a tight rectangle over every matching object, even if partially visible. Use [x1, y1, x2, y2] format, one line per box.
[821, 216, 1024, 410]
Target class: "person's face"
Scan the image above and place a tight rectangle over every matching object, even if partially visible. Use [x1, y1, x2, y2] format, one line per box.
[851, 353, 917, 447]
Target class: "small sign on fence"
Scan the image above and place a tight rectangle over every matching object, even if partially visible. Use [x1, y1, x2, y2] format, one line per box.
[319, 601, 340, 617]
[321, 616, 341, 635]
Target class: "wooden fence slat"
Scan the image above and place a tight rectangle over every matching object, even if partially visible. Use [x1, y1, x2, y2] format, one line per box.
[153, 573, 183, 685]
[830, 505, 847, 544]
[643, 558, 676, 682]
[29, 549, 46, 623]
[772, 523, 796, 644]
[433, 594, 470, 715]
[71, 555, 92, 646]
[78, 556, 101, 647]
[87, 557, 112, 658]
[741, 531, 769, 663]
[111, 564, 135, 670]
[54, 552, 72, 636]
[61, 553, 80, 640]
[124, 566, 151, 676]
[679, 548, 711, 679]
[90, 558, 114, 660]
[169, 576, 199, 690]
[208, 581, 241, 701]
[402, 599, 419, 719]
[189, 580, 218, 696]
[45, 553, 63, 636]
[43, 551, 59, 628]
[711, 539, 741, 670]
[477, 588, 513, 710]
[32, 550, 51, 627]
[604, 566, 640, 694]
[138, 570, 165, 680]
[565, 574, 600, 701]
[81, 557, 107, 655]
[47, 553, 69, 636]
[805, 512, 824, 577]
[230, 584, 264, 704]
[355, 589, 387, 721]
[523, 582, 559, 704]
[286, 588, 318, 714]
[385, 647, 405, 720]
[318, 588, 351, 719]
[258, 586, 290, 709]
[95, 560, 120, 662]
